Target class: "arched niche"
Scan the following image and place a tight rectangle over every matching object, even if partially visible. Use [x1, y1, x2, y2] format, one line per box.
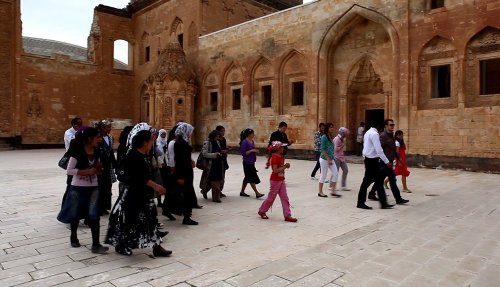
[464, 26, 500, 107]
[280, 50, 307, 115]
[417, 36, 458, 110]
[223, 62, 244, 117]
[251, 57, 274, 115]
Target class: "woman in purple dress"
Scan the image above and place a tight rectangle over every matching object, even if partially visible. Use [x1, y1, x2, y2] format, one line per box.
[239, 128, 265, 198]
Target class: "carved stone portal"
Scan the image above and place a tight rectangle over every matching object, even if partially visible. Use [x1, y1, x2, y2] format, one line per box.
[145, 35, 197, 128]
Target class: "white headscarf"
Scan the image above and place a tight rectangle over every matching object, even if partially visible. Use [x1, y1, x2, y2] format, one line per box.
[157, 128, 168, 148]
[175, 123, 194, 144]
[127, 122, 152, 147]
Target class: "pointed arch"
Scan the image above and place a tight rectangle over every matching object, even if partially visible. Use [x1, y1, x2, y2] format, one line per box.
[280, 49, 307, 114]
[464, 26, 500, 107]
[222, 62, 244, 117]
[201, 68, 219, 115]
[170, 17, 184, 48]
[317, 4, 400, 124]
[251, 56, 274, 115]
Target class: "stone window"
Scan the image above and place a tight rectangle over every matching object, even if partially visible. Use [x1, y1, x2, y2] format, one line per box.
[145, 46, 150, 63]
[113, 39, 132, 70]
[281, 50, 307, 113]
[261, 85, 272, 108]
[430, 0, 445, 9]
[430, 64, 451, 98]
[479, 58, 500, 95]
[292, 81, 304, 105]
[417, 36, 457, 109]
[465, 27, 500, 107]
[252, 57, 275, 115]
[210, 91, 218, 112]
[232, 88, 241, 110]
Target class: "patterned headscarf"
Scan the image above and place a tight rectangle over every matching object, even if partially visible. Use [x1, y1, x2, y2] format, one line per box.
[338, 127, 350, 139]
[127, 122, 152, 147]
[175, 122, 194, 144]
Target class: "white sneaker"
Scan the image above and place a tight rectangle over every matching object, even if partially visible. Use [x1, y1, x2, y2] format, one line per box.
[325, 180, 329, 183]
[341, 187, 351, 191]
[310, 177, 317, 180]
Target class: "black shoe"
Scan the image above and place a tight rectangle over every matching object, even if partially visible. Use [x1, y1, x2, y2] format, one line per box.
[91, 244, 109, 254]
[163, 212, 176, 221]
[152, 245, 172, 257]
[396, 199, 409, 204]
[213, 199, 222, 203]
[240, 192, 250, 197]
[256, 193, 265, 199]
[182, 218, 199, 225]
[158, 231, 169, 238]
[70, 239, 80, 248]
[220, 193, 227, 197]
[368, 194, 378, 201]
[194, 205, 203, 209]
[357, 204, 373, 210]
[381, 204, 395, 209]
[318, 193, 328, 198]
[201, 191, 208, 199]
[115, 246, 133, 256]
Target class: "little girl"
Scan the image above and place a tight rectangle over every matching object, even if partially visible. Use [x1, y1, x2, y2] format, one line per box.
[258, 141, 297, 222]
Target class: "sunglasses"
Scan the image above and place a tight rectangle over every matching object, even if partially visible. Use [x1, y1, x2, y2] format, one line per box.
[389, 124, 395, 126]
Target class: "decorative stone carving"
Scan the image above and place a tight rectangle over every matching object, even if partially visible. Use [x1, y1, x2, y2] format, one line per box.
[348, 57, 384, 95]
[27, 91, 42, 117]
[420, 36, 457, 61]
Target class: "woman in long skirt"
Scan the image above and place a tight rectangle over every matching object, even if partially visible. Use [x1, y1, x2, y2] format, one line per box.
[106, 129, 171, 257]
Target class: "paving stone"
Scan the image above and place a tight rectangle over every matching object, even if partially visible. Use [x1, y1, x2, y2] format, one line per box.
[33, 256, 74, 270]
[362, 276, 398, 287]
[68, 254, 151, 279]
[30, 261, 86, 279]
[111, 261, 191, 287]
[248, 275, 291, 287]
[0, 264, 36, 280]
[399, 274, 437, 287]
[286, 267, 343, 287]
[469, 264, 500, 287]
[19, 273, 73, 287]
[379, 260, 420, 282]
[0, 273, 33, 287]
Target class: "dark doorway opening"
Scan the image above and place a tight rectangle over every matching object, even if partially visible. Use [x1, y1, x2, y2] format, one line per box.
[365, 109, 385, 130]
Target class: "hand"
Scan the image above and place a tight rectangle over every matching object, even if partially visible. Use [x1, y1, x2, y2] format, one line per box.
[156, 185, 166, 194]
[285, 163, 291, 169]
[253, 149, 259, 154]
[328, 160, 333, 166]
[386, 162, 393, 169]
[216, 152, 222, 157]
[177, 179, 185, 186]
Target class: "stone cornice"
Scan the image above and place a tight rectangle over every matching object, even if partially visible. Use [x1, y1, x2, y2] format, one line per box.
[94, 4, 132, 18]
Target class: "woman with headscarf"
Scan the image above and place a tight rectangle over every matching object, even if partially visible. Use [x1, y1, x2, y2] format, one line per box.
[173, 123, 199, 225]
[95, 120, 117, 215]
[333, 127, 350, 191]
[105, 129, 171, 257]
[161, 125, 179, 220]
[199, 130, 225, 203]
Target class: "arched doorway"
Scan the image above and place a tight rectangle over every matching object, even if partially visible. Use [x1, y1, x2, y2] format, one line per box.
[318, 5, 399, 153]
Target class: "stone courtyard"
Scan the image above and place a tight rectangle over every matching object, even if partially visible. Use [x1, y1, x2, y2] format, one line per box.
[0, 149, 499, 287]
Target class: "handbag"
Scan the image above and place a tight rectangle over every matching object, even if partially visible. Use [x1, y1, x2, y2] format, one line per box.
[196, 153, 208, 170]
[58, 155, 69, 170]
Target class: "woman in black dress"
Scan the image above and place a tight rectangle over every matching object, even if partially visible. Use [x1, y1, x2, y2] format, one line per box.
[173, 123, 199, 225]
[105, 130, 171, 257]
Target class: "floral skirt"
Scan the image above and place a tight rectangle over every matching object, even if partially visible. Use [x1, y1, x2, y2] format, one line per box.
[105, 184, 162, 249]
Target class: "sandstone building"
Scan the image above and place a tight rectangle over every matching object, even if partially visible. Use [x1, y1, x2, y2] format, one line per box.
[0, 0, 499, 171]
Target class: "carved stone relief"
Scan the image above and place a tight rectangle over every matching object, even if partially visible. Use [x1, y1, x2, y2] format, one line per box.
[27, 91, 42, 117]
[348, 57, 384, 95]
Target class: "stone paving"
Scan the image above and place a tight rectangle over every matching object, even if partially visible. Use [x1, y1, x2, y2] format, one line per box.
[0, 149, 499, 287]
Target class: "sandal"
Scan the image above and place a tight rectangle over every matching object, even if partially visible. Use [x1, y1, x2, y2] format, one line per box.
[258, 212, 269, 219]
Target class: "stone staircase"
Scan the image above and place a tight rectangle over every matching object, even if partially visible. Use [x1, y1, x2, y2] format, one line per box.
[0, 138, 13, 151]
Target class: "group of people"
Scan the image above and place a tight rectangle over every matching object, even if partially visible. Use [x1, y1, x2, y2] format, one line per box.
[56, 116, 411, 258]
[310, 119, 411, 209]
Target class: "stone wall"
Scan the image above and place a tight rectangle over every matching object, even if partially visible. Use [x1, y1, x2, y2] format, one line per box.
[19, 54, 134, 144]
[408, 0, 500, 159]
[0, 0, 17, 137]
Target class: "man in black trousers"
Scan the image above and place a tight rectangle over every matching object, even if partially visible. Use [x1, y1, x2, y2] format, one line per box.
[357, 122, 394, 209]
[368, 119, 409, 205]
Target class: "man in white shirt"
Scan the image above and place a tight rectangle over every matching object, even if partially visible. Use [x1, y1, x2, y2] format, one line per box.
[356, 123, 394, 209]
[64, 117, 82, 151]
